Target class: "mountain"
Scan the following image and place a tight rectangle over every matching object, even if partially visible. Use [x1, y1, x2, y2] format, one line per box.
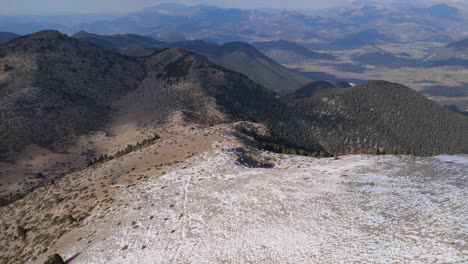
[328, 29, 395, 50]
[289, 81, 468, 155]
[1, 31, 468, 208]
[412, 3, 459, 19]
[0, 30, 280, 207]
[165, 40, 311, 93]
[73, 3, 455, 43]
[71, 32, 310, 93]
[287, 81, 351, 99]
[0, 32, 19, 45]
[0, 30, 145, 161]
[2, 31, 467, 160]
[1, 30, 468, 264]
[447, 37, 468, 49]
[252, 40, 334, 64]
[425, 37, 468, 66]
[73, 31, 164, 56]
[0, 3, 462, 45]
[334, 4, 455, 43]
[352, 46, 427, 68]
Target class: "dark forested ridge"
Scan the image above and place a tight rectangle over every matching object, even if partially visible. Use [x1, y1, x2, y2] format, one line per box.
[252, 40, 334, 64]
[0, 32, 19, 45]
[287, 81, 351, 99]
[288, 81, 468, 156]
[73, 31, 164, 56]
[1, 31, 467, 160]
[222, 79, 468, 156]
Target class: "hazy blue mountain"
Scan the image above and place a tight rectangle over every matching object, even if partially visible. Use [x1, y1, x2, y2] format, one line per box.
[252, 40, 334, 64]
[73, 31, 164, 56]
[352, 46, 428, 68]
[165, 40, 311, 92]
[412, 3, 459, 19]
[425, 37, 468, 66]
[328, 29, 395, 50]
[0, 3, 462, 44]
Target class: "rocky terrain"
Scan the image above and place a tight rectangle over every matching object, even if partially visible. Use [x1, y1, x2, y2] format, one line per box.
[1, 124, 467, 263]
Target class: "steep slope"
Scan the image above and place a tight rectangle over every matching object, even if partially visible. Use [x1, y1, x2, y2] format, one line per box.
[165, 40, 311, 93]
[2, 31, 468, 160]
[328, 29, 395, 50]
[352, 46, 427, 68]
[287, 81, 351, 99]
[0, 31, 294, 205]
[412, 3, 459, 19]
[1, 31, 468, 208]
[425, 37, 468, 66]
[0, 32, 19, 45]
[0, 30, 145, 160]
[73, 34, 311, 93]
[252, 40, 334, 64]
[291, 81, 468, 155]
[73, 31, 165, 56]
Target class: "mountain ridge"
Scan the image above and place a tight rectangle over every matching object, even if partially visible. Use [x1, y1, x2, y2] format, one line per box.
[252, 40, 335, 64]
[2, 30, 468, 161]
[156, 39, 312, 93]
[0, 32, 19, 45]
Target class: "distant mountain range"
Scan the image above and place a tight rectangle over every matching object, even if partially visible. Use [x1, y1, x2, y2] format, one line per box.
[352, 46, 429, 68]
[0, 2, 464, 44]
[425, 37, 468, 66]
[73, 31, 164, 56]
[252, 40, 334, 64]
[73, 31, 311, 93]
[72, 30, 468, 74]
[327, 29, 396, 50]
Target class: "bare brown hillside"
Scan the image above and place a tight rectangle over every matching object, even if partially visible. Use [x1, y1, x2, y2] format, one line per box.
[1, 30, 468, 209]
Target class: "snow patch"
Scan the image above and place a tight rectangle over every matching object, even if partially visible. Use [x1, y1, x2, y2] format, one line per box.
[435, 155, 468, 165]
[61, 150, 468, 263]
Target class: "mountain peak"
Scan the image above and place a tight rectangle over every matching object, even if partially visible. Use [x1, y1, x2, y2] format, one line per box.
[28, 30, 67, 40]
[72, 30, 93, 38]
[2, 30, 76, 53]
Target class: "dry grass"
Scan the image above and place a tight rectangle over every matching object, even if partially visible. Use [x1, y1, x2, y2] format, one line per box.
[0, 123, 235, 264]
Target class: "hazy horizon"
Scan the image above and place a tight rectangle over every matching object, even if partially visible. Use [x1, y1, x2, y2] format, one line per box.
[0, 0, 339, 15]
[0, 0, 457, 15]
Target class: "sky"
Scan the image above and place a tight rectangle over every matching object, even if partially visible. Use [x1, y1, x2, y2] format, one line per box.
[0, 0, 349, 14]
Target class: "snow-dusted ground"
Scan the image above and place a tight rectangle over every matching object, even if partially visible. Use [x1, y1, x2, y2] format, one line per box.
[61, 146, 468, 263]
